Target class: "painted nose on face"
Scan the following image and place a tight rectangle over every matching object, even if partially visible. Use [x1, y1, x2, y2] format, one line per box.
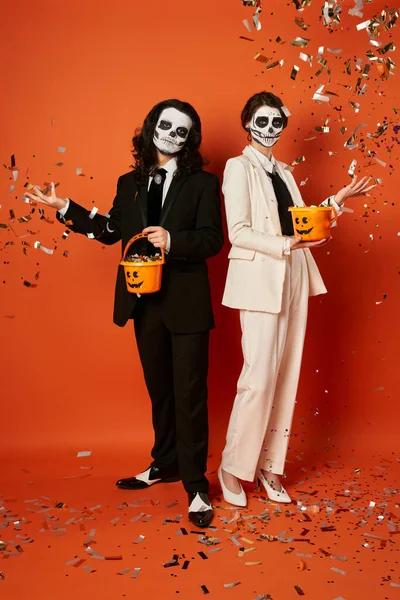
[268, 127, 274, 134]
[169, 130, 177, 138]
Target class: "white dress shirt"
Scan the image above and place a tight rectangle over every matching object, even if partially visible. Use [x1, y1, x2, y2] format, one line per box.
[58, 157, 178, 251]
[248, 145, 343, 254]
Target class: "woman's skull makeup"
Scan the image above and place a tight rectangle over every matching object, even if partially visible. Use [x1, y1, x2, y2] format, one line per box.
[248, 106, 284, 148]
[153, 108, 192, 155]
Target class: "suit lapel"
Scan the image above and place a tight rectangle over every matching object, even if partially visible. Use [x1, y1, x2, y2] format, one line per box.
[242, 147, 282, 233]
[159, 174, 188, 227]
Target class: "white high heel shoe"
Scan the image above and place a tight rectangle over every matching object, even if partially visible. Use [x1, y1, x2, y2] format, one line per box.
[218, 466, 247, 507]
[256, 469, 292, 504]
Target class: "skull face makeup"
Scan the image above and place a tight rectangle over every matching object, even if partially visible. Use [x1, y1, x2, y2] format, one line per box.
[248, 106, 284, 148]
[153, 107, 192, 156]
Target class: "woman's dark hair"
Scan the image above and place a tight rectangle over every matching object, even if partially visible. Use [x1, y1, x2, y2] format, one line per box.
[131, 99, 205, 184]
[241, 91, 289, 139]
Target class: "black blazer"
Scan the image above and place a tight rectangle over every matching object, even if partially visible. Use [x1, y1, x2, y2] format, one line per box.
[57, 169, 224, 333]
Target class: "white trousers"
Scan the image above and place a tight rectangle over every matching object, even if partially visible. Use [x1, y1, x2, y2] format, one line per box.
[221, 250, 309, 481]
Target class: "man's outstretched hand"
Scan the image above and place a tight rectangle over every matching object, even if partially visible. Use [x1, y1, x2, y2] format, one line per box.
[23, 182, 67, 212]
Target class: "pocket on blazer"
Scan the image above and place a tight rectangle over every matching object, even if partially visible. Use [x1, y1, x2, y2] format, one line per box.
[228, 246, 256, 261]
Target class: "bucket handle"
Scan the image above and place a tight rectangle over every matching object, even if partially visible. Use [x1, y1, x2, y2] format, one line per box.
[122, 233, 165, 262]
[330, 205, 338, 225]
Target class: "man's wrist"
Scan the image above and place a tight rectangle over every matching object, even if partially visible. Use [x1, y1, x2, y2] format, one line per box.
[57, 198, 70, 217]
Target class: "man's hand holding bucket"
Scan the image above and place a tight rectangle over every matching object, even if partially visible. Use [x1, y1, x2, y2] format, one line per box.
[143, 226, 170, 250]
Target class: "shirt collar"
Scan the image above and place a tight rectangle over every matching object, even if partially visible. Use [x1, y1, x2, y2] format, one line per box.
[247, 145, 276, 174]
[157, 156, 178, 176]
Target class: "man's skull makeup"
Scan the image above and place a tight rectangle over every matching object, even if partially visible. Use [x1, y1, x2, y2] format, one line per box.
[153, 107, 192, 156]
[248, 106, 284, 148]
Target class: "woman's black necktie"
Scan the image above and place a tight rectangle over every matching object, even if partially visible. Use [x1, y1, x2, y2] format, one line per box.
[268, 169, 295, 236]
[147, 168, 167, 226]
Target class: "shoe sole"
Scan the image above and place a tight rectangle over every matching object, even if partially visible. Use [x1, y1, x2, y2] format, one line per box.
[116, 476, 181, 490]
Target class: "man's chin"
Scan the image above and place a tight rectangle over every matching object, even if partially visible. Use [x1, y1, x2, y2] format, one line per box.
[155, 146, 181, 157]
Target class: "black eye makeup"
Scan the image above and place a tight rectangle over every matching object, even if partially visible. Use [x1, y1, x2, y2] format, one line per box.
[159, 120, 172, 130]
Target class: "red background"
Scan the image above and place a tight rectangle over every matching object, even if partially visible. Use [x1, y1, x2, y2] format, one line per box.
[1, 0, 398, 472]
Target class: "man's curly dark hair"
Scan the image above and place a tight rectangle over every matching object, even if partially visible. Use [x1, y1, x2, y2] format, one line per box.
[131, 99, 206, 184]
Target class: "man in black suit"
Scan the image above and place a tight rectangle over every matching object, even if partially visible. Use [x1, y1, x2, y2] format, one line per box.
[25, 99, 224, 527]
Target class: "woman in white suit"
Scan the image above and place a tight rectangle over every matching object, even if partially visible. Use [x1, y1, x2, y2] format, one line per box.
[218, 91, 375, 506]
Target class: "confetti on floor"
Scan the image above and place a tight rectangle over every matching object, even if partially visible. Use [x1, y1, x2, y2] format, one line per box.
[0, 452, 399, 600]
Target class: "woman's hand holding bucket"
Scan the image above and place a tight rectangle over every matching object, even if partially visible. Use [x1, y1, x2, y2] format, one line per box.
[290, 236, 332, 251]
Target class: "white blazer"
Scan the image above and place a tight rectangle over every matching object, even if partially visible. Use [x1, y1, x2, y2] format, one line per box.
[222, 146, 327, 313]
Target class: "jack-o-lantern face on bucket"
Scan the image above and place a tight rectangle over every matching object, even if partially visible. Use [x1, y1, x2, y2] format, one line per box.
[126, 270, 144, 290]
[295, 216, 314, 236]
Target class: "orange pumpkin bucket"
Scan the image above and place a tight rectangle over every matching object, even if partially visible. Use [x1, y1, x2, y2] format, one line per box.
[120, 233, 165, 294]
[288, 205, 338, 242]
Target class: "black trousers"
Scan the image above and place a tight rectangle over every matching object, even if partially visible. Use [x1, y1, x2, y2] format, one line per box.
[133, 295, 210, 494]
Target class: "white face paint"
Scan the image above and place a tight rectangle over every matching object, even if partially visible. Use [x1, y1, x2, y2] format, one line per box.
[153, 107, 192, 155]
[248, 106, 284, 148]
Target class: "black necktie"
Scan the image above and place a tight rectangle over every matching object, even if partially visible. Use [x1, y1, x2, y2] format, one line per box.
[268, 170, 295, 236]
[147, 168, 167, 226]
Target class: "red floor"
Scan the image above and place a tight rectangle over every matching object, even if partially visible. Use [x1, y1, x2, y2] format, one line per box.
[1, 450, 399, 600]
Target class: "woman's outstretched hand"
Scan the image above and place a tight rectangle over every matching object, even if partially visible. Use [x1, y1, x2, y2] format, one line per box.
[23, 182, 67, 211]
[290, 236, 332, 251]
[333, 175, 377, 206]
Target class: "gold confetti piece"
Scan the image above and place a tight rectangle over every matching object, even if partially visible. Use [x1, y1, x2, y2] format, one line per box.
[243, 19, 252, 32]
[224, 581, 240, 589]
[312, 85, 330, 103]
[291, 37, 310, 47]
[356, 19, 370, 30]
[297, 559, 306, 570]
[245, 561, 262, 566]
[33, 241, 54, 255]
[299, 52, 312, 64]
[253, 10, 261, 31]
[275, 36, 286, 44]
[348, 159, 357, 176]
[378, 42, 395, 55]
[294, 17, 309, 30]
[23, 280, 37, 288]
[239, 35, 254, 41]
[290, 65, 300, 80]
[294, 585, 305, 595]
[349, 101, 360, 112]
[240, 537, 254, 545]
[254, 53, 269, 63]
[315, 125, 330, 133]
[293, 0, 312, 10]
[290, 156, 305, 167]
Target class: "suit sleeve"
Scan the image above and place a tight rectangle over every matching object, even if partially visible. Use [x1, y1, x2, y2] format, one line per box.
[168, 174, 224, 261]
[223, 158, 287, 260]
[56, 177, 123, 246]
